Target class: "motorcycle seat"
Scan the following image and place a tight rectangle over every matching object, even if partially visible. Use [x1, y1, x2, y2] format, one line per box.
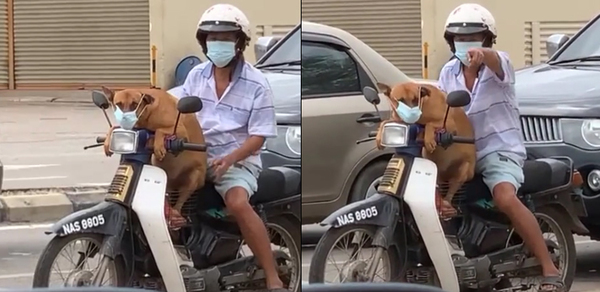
[192, 166, 301, 210]
[520, 158, 570, 194]
[463, 158, 570, 202]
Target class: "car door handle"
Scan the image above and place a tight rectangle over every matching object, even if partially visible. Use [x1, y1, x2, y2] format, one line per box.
[356, 113, 381, 124]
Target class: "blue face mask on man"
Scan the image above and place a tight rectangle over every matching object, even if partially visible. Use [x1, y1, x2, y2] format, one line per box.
[395, 87, 424, 124]
[206, 41, 236, 68]
[454, 41, 483, 66]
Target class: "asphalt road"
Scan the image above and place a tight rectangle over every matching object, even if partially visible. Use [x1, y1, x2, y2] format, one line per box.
[0, 223, 599, 291]
[0, 102, 119, 189]
[300, 235, 600, 292]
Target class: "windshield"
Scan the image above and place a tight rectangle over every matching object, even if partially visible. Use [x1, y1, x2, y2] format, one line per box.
[552, 16, 600, 62]
[257, 25, 300, 67]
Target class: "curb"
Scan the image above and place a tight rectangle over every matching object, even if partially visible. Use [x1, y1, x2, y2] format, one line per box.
[0, 187, 108, 223]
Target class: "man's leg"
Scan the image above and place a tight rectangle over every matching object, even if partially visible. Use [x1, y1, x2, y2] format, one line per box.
[216, 166, 284, 290]
[480, 154, 562, 291]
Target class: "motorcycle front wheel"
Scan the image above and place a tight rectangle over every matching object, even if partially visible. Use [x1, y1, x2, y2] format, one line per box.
[32, 233, 126, 288]
[308, 224, 402, 284]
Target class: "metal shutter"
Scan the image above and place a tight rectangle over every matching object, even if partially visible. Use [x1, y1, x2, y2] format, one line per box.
[255, 24, 297, 38]
[302, 0, 423, 78]
[524, 21, 587, 66]
[0, 0, 8, 89]
[13, 0, 150, 89]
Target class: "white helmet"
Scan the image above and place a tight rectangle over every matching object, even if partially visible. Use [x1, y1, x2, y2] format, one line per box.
[196, 4, 251, 50]
[444, 3, 497, 47]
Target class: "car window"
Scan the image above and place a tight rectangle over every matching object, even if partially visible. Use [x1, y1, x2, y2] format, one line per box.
[552, 16, 600, 61]
[301, 41, 361, 97]
[259, 26, 300, 66]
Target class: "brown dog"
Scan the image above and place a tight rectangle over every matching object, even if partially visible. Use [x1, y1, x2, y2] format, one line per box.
[101, 87, 207, 226]
[376, 82, 476, 215]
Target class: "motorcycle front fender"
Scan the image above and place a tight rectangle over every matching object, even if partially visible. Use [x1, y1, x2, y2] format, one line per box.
[47, 201, 127, 237]
[320, 193, 399, 228]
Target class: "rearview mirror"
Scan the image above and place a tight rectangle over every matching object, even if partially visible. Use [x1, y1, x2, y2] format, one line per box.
[362, 87, 380, 105]
[546, 34, 570, 58]
[446, 90, 471, 107]
[177, 96, 203, 113]
[92, 91, 110, 109]
[254, 36, 282, 62]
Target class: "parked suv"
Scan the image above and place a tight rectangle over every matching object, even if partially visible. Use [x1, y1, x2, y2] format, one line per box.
[515, 14, 600, 237]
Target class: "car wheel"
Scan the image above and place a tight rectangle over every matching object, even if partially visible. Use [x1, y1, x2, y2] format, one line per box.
[348, 160, 388, 203]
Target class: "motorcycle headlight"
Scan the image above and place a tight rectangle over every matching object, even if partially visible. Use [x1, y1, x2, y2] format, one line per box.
[381, 123, 409, 148]
[109, 129, 139, 154]
[264, 125, 301, 158]
[581, 119, 600, 147]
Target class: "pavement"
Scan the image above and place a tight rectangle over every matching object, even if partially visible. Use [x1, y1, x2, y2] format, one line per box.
[0, 100, 118, 190]
[0, 101, 116, 223]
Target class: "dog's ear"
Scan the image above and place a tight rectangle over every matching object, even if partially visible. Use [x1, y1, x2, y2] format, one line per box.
[420, 86, 431, 98]
[141, 93, 155, 105]
[377, 82, 391, 97]
[101, 86, 115, 103]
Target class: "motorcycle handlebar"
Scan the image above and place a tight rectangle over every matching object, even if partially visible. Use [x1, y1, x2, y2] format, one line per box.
[362, 131, 474, 146]
[92, 136, 206, 153]
[181, 142, 207, 152]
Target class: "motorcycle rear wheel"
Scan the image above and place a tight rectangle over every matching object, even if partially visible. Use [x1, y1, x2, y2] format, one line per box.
[503, 206, 576, 292]
[308, 225, 402, 284]
[32, 233, 126, 288]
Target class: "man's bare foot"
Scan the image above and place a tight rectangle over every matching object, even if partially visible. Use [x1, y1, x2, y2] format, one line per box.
[439, 200, 457, 219]
[164, 203, 187, 229]
[266, 278, 285, 290]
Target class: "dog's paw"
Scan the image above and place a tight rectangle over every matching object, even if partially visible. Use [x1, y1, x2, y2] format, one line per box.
[103, 142, 113, 157]
[375, 136, 384, 150]
[154, 146, 167, 161]
[424, 139, 437, 153]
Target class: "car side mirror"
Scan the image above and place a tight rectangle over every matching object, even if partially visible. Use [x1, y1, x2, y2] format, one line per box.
[91, 91, 110, 110]
[362, 86, 380, 105]
[446, 90, 471, 107]
[255, 36, 282, 62]
[546, 34, 570, 58]
[177, 96, 203, 113]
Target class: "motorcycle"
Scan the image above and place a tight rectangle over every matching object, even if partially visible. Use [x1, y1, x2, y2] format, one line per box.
[308, 87, 588, 292]
[32, 92, 302, 292]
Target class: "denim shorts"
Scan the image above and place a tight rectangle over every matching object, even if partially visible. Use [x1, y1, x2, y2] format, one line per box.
[476, 152, 525, 194]
[209, 163, 261, 198]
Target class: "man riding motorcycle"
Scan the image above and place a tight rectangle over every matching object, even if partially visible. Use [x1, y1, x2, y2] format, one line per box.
[175, 4, 284, 291]
[437, 4, 563, 291]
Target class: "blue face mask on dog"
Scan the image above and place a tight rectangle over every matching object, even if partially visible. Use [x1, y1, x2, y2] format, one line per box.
[396, 103, 422, 124]
[113, 99, 146, 130]
[395, 86, 424, 124]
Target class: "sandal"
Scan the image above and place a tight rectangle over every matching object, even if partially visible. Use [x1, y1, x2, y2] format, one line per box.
[538, 276, 565, 292]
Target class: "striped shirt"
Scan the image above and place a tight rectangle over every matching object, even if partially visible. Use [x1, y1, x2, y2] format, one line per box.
[437, 51, 526, 165]
[172, 60, 277, 169]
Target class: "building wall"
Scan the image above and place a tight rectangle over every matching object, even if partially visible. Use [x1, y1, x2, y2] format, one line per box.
[421, 0, 600, 79]
[150, 0, 300, 89]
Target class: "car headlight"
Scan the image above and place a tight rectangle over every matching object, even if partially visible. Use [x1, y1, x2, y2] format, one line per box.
[109, 129, 139, 154]
[264, 125, 301, 158]
[381, 122, 409, 148]
[285, 126, 301, 155]
[581, 119, 600, 147]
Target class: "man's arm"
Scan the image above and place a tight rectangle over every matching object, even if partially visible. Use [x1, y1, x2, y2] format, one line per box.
[227, 85, 277, 163]
[479, 48, 513, 83]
